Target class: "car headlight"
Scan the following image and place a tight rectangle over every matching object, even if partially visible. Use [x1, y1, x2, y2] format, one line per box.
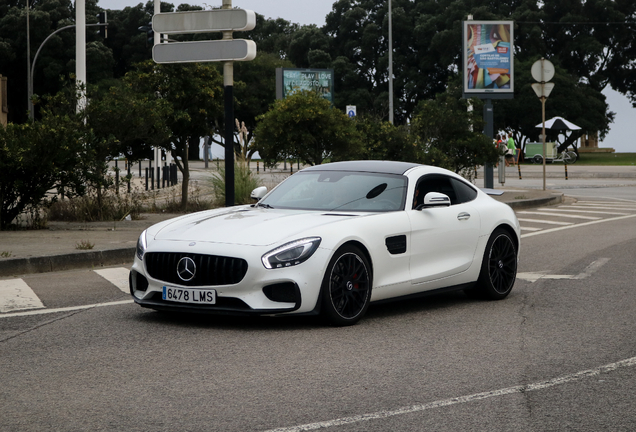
[136, 230, 147, 260]
[262, 237, 322, 269]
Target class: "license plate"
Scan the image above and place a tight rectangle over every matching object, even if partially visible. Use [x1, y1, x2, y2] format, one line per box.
[162, 286, 216, 304]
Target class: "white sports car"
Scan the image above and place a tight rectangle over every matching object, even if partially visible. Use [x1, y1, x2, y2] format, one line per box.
[130, 161, 520, 325]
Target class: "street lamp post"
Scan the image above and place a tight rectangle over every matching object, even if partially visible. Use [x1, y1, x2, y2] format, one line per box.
[388, 0, 394, 124]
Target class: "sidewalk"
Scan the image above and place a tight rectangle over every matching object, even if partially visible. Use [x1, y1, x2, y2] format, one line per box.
[2, 163, 633, 278]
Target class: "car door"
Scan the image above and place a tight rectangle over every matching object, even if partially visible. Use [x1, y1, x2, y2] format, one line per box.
[408, 175, 481, 286]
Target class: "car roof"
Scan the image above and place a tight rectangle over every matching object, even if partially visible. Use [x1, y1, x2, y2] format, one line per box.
[301, 161, 422, 175]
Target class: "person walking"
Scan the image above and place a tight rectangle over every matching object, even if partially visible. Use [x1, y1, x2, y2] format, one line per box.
[505, 134, 516, 166]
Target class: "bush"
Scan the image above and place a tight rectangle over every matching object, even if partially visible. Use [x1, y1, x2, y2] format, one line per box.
[210, 163, 261, 207]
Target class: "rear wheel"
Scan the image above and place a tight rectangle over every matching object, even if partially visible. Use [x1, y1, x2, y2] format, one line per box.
[533, 154, 543, 164]
[565, 151, 577, 164]
[468, 229, 517, 300]
[320, 245, 372, 326]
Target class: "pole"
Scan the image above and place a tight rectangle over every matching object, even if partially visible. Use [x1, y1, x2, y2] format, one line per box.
[483, 99, 494, 188]
[388, 0, 394, 124]
[76, 0, 86, 113]
[223, 0, 235, 206]
[26, 0, 33, 119]
[540, 57, 547, 191]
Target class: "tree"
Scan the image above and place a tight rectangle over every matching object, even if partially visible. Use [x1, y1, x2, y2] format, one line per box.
[0, 100, 86, 229]
[354, 115, 415, 162]
[254, 90, 362, 166]
[123, 60, 223, 210]
[411, 84, 498, 180]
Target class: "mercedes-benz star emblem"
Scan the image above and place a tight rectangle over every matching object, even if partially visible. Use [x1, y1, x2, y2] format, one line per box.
[177, 257, 196, 282]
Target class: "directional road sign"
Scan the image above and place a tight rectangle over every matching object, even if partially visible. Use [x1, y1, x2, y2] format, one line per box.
[153, 39, 257, 64]
[531, 58, 555, 82]
[152, 9, 256, 34]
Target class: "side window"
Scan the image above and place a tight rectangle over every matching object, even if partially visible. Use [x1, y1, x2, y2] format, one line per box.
[413, 175, 457, 208]
[450, 178, 478, 204]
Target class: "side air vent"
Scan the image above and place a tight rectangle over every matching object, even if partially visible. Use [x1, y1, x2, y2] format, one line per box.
[385, 235, 407, 255]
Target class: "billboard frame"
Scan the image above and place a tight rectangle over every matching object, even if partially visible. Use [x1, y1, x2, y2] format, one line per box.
[462, 20, 514, 100]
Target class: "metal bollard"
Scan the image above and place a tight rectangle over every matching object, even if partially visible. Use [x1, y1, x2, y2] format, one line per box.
[257, 161, 259, 173]
[145, 168, 149, 191]
[565, 163, 568, 180]
[518, 163, 522, 180]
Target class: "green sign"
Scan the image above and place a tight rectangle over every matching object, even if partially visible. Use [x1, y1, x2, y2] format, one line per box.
[276, 68, 334, 103]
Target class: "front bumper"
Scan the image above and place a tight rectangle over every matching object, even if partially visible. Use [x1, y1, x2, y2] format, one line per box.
[129, 243, 330, 316]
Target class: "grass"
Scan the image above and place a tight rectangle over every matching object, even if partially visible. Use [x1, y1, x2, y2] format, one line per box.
[573, 152, 636, 166]
[520, 152, 636, 166]
[75, 240, 95, 250]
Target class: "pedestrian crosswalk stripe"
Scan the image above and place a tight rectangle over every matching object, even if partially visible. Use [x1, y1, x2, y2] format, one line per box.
[95, 267, 130, 294]
[0, 278, 45, 313]
[518, 211, 601, 220]
[517, 218, 573, 226]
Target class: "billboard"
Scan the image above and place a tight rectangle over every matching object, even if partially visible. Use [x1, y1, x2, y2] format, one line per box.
[276, 68, 334, 103]
[463, 21, 514, 98]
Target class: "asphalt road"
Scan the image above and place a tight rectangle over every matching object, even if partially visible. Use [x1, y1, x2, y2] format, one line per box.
[1, 196, 636, 431]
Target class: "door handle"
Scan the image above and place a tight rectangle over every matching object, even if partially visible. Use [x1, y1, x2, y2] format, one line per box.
[457, 212, 471, 221]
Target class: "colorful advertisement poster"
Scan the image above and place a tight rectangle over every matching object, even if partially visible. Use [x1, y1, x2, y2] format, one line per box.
[464, 21, 514, 95]
[277, 68, 334, 103]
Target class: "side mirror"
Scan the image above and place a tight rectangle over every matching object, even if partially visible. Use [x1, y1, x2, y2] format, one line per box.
[250, 186, 268, 201]
[417, 192, 451, 209]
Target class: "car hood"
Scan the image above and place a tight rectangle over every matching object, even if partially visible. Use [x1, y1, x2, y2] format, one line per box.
[150, 206, 361, 247]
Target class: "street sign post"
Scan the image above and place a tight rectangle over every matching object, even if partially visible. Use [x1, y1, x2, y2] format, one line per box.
[531, 58, 555, 191]
[151, 2, 256, 207]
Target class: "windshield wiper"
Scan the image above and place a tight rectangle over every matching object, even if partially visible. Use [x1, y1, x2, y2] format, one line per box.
[256, 202, 274, 209]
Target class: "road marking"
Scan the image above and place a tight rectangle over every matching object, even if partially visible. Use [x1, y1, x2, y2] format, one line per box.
[264, 356, 636, 432]
[520, 227, 543, 231]
[95, 267, 130, 293]
[518, 211, 601, 220]
[0, 300, 134, 319]
[553, 208, 628, 216]
[517, 218, 573, 226]
[517, 258, 610, 283]
[568, 204, 636, 211]
[521, 213, 636, 239]
[0, 278, 45, 313]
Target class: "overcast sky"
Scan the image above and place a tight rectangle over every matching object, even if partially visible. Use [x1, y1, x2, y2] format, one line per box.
[96, 0, 634, 152]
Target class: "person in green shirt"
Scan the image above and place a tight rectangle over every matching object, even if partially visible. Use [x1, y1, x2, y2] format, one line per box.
[505, 134, 516, 166]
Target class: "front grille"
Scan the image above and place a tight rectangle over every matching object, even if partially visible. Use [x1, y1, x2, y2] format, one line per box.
[145, 252, 248, 286]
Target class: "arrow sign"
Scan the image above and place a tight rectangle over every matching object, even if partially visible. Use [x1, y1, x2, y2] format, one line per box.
[153, 39, 257, 64]
[152, 9, 256, 34]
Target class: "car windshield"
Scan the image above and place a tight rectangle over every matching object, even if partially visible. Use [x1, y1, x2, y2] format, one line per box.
[259, 171, 408, 212]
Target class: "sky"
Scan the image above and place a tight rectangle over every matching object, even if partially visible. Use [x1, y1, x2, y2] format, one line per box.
[97, 0, 636, 153]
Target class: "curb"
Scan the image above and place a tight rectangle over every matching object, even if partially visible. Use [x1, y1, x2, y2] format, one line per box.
[502, 193, 563, 210]
[0, 248, 135, 278]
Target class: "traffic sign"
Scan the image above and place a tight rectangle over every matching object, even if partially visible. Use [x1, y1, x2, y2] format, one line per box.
[531, 82, 555, 98]
[153, 39, 257, 64]
[346, 105, 356, 117]
[152, 9, 256, 34]
[531, 58, 555, 82]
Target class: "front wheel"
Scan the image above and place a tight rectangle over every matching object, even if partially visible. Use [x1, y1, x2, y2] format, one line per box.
[565, 151, 577, 164]
[533, 154, 543, 164]
[468, 229, 517, 300]
[320, 245, 372, 326]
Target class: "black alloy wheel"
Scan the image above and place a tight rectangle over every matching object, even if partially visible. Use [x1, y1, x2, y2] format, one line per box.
[321, 245, 372, 326]
[469, 228, 517, 300]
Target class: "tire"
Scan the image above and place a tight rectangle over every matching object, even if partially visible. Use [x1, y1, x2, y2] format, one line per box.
[566, 151, 577, 164]
[320, 245, 372, 326]
[469, 229, 517, 300]
[533, 154, 543, 164]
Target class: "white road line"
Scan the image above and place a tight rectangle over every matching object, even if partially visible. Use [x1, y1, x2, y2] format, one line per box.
[95, 267, 130, 294]
[517, 218, 573, 226]
[520, 227, 543, 231]
[568, 205, 636, 211]
[0, 300, 134, 318]
[553, 208, 628, 216]
[521, 213, 636, 238]
[517, 258, 610, 282]
[517, 211, 601, 220]
[0, 279, 45, 313]
[264, 356, 636, 432]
